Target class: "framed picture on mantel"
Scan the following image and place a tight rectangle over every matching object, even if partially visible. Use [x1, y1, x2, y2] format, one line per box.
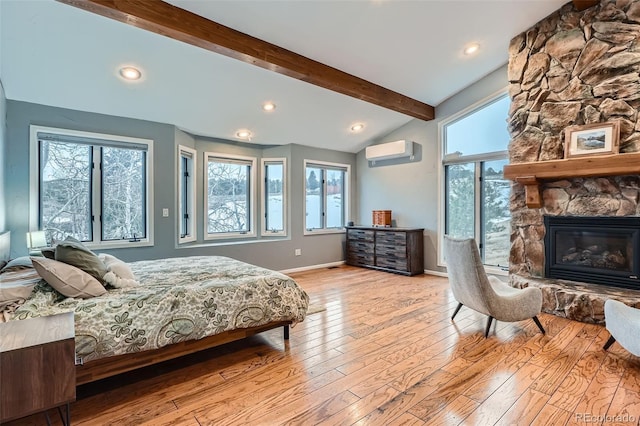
[564, 121, 620, 158]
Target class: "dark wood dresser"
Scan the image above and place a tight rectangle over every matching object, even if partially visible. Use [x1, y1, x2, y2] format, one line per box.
[0, 312, 75, 424]
[346, 226, 424, 276]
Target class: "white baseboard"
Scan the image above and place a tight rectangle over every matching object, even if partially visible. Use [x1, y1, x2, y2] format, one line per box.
[280, 260, 345, 274]
[281, 263, 448, 277]
[424, 269, 448, 278]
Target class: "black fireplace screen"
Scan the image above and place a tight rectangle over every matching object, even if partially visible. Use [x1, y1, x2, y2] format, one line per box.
[544, 216, 640, 289]
[553, 231, 632, 272]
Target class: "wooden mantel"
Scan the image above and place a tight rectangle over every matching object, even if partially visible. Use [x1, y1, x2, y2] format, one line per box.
[503, 152, 640, 208]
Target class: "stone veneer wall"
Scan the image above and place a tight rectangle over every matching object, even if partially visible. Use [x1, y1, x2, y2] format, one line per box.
[508, 0, 640, 280]
[507, 0, 640, 322]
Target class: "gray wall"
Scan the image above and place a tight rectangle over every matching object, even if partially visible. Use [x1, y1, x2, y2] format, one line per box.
[0, 80, 6, 232]
[357, 64, 508, 272]
[5, 100, 356, 271]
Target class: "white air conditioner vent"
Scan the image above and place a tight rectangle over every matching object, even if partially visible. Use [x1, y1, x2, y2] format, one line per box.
[365, 140, 413, 161]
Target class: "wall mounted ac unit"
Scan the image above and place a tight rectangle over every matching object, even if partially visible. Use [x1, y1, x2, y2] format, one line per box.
[365, 140, 413, 161]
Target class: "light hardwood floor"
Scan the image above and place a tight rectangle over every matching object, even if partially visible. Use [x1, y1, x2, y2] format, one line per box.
[8, 266, 640, 425]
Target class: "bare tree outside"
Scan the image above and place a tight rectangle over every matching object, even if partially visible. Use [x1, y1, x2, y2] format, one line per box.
[102, 147, 146, 240]
[40, 140, 92, 243]
[39, 140, 147, 244]
[207, 160, 250, 234]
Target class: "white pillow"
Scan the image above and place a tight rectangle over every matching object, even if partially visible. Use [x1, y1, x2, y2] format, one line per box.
[98, 254, 136, 280]
[31, 257, 106, 299]
[98, 254, 139, 288]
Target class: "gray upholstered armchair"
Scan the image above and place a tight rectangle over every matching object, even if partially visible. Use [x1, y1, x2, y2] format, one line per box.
[443, 236, 545, 338]
[603, 299, 640, 356]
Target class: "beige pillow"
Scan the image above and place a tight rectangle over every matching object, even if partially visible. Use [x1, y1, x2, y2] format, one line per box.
[31, 257, 106, 299]
[55, 237, 108, 284]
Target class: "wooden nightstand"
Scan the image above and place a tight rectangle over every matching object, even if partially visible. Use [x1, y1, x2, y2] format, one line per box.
[0, 312, 76, 424]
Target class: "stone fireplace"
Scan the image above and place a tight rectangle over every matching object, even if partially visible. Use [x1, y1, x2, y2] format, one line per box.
[506, 0, 640, 323]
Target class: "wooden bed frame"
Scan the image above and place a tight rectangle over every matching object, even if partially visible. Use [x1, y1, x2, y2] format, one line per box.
[0, 232, 293, 385]
[76, 321, 290, 385]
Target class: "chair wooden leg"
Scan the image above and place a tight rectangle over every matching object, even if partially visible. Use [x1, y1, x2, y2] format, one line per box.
[603, 335, 616, 351]
[532, 316, 545, 334]
[451, 303, 463, 320]
[484, 316, 494, 338]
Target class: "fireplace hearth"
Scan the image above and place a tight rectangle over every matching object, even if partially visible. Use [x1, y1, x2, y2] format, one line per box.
[544, 216, 640, 290]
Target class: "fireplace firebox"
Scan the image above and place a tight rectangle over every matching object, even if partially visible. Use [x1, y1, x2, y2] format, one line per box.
[544, 216, 640, 290]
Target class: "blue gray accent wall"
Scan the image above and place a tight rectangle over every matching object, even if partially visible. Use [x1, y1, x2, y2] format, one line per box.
[357, 64, 508, 272]
[6, 100, 356, 270]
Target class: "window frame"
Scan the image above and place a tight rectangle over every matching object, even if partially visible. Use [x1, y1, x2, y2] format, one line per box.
[261, 157, 287, 237]
[203, 152, 257, 240]
[438, 89, 510, 275]
[303, 159, 350, 235]
[177, 145, 197, 244]
[29, 125, 154, 249]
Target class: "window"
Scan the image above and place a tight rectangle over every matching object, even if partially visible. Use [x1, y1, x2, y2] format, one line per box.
[30, 125, 153, 248]
[178, 146, 196, 243]
[205, 153, 256, 238]
[441, 92, 511, 269]
[262, 158, 286, 236]
[304, 160, 349, 233]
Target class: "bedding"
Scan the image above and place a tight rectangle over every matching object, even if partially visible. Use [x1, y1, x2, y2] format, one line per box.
[13, 256, 309, 363]
[0, 268, 41, 321]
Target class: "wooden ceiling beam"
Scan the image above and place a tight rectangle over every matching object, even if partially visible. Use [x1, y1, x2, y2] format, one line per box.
[572, 0, 600, 11]
[56, 0, 435, 121]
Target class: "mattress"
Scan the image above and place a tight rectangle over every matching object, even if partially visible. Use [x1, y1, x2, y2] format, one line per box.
[13, 256, 309, 362]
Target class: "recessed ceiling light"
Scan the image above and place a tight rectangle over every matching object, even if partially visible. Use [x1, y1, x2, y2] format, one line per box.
[350, 123, 365, 132]
[119, 66, 142, 80]
[464, 43, 480, 56]
[235, 129, 252, 140]
[262, 102, 276, 112]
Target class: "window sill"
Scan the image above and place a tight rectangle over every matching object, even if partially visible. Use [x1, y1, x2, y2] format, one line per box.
[304, 228, 345, 236]
[178, 236, 197, 245]
[262, 231, 287, 237]
[204, 232, 256, 241]
[85, 240, 153, 250]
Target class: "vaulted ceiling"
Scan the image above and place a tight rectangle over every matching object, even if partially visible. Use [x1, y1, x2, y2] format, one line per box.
[1, 0, 569, 152]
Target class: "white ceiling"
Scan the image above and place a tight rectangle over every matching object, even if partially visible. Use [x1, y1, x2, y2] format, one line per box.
[0, 0, 568, 153]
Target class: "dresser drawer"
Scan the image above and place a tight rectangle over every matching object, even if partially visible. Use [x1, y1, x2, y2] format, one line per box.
[375, 244, 407, 259]
[375, 256, 409, 272]
[347, 229, 374, 242]
[375, 231, 407, 245]
[347, 252, 374, 266]
[348, 241, 374, 253]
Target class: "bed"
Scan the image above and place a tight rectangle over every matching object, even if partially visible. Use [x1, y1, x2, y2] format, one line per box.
[1, 235, 309, 384]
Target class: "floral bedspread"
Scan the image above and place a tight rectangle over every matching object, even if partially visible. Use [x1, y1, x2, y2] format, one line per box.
[13, 256, 309, 362]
